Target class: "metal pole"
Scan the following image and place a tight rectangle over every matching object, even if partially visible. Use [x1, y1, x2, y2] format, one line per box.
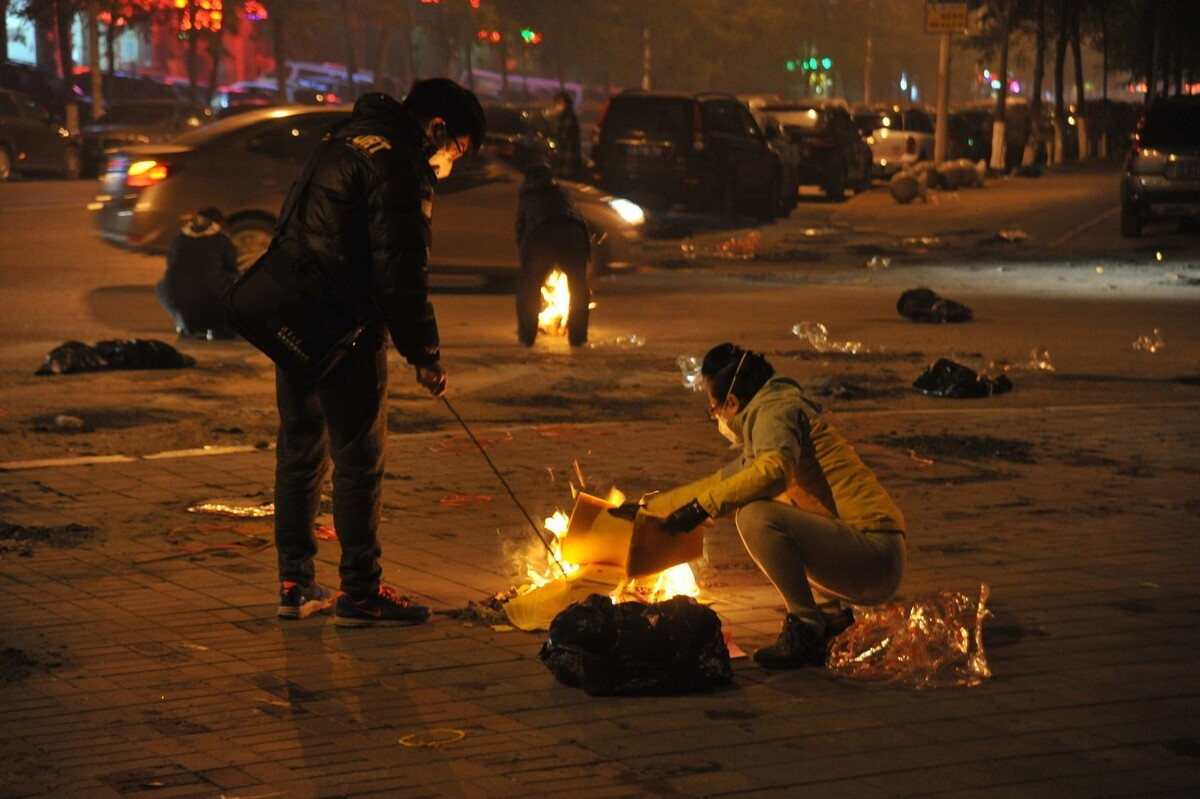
[641, 27, 650, 90]
[933, 32, 951, 164]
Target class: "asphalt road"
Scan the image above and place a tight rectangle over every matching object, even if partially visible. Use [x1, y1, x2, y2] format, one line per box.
[0, 163, 1197, 463]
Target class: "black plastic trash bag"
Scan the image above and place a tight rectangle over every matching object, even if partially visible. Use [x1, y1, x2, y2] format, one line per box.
[897, 287, 973, 323]
[34, 341, 108, 375]
[93, 339, 195, 370]
[36, 339, 195, 376]
[539, 594, 733, 696]
[913, 358, 1013, 399]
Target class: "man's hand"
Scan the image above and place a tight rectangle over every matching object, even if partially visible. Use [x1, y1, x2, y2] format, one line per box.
[661, 499, 709, 535]
[606, 500, 643, 522]
[416, 363, 447, 398]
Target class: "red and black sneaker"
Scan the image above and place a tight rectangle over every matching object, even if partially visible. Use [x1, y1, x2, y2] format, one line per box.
[278, 580, 335, 619]
[334, 585, 431, 628]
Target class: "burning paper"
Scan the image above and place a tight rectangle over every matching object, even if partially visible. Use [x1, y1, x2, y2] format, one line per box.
[827, 584, 992, 689]
[501, 492, 703, 631]
[538, 268, 572, 336]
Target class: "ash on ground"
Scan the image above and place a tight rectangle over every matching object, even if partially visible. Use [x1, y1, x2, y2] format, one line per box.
[874, 434, 1037, 464]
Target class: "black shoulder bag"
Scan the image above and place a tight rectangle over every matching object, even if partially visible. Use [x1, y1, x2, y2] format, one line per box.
[222, 138, 369, 383]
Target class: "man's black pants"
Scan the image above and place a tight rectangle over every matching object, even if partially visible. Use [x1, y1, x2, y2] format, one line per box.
[274, 338, 386, 598]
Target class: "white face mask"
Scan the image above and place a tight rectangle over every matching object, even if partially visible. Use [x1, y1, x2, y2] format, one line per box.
[716, 414, 740, 445]
[428, 149, 455, 180]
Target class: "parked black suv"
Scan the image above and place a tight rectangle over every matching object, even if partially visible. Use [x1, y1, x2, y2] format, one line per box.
[763, 101, 872, 201]
[588, 90, 778, 216]
[1121, 96, 1200, 238]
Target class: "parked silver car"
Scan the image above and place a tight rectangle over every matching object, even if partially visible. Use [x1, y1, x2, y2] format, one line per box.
[90, 105, 644, 275]
[1121, 96, 1200, 238]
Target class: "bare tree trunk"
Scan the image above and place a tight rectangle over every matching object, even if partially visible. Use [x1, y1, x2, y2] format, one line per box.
[0, 0, 9, 62]
[1024, 0, 1046, 167]
[88, 1, 103, 121]
[341, 0, 358, 99]
[105, 15, 115, 75]
[1052, 0, 1067, 164]
[990, 2, 1011, 172]
[271, 7, 288, 101]
[206, 28, 223, 107]
[1099, 2, 1108, 158]
[1070, 3, 1087, 159]
[54, 0, 78, 128]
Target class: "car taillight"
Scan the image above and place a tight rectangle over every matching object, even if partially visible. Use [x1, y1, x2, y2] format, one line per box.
[693, 102, 705, 152]
[126, 159, 172, 187]
[905, 135, 917, 155]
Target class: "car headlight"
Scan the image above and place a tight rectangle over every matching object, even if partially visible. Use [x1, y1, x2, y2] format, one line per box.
[1132, 147, 1167, 175]
[607, 198, 645, 226]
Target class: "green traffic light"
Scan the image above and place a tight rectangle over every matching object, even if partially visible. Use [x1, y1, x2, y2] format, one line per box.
[521, 28, 534, 42]
[821, 57, 832, 70]
[807, 58, 818, 70]
[786, 60, 796, 72]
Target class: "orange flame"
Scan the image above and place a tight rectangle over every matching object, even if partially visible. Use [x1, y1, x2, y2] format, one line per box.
[537, 268, 571, 336]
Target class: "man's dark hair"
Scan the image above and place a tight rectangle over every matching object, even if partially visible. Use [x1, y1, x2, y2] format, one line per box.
[196, 207, 224, 226]
[403, 78, 486, 154]
[702, 343, 775, 406]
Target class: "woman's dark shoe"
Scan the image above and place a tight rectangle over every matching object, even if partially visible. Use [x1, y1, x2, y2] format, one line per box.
[753, 613, 828, 669]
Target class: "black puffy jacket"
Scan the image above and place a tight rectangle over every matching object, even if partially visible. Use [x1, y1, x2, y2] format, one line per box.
[281, 92, 440, 365]
[514, 176, 589, 254]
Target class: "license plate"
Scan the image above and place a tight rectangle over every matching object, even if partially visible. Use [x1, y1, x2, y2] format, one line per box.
[1174, 162, 1200, 178]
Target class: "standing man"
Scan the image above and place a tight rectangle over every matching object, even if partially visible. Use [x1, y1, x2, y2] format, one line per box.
[551, 90, 582, 180]
[274, 80, 485, 627]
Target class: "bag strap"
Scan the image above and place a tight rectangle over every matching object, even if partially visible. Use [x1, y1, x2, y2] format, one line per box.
[273, 136, 336, 240]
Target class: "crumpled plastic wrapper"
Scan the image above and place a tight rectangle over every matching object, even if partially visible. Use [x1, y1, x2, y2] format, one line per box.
[588, 334, 645, 349]
[1132, 329, 1164, 353]
[991, 347, 1055, 373]
[676, 355, 702, 391]
[792, 321, 871, 354]
[827, 584, 993, 689]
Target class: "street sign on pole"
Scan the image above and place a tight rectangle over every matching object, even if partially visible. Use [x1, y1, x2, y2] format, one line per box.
[925, 1, 968, 35]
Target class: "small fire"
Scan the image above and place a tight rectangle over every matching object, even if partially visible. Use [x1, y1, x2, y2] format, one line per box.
[516, 510, 578, 593]
[537, 268, 571, 336]
[612, 562, 701, 604]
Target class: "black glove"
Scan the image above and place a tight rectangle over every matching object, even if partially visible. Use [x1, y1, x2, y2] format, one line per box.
[606, 500, 643, 521]
[661, 499, 709, 535]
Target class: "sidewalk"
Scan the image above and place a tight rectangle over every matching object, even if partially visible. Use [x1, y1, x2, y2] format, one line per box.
[2, 396, 1198, 797]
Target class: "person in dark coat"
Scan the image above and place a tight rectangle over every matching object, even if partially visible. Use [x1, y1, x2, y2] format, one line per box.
[272, 80, 485, 627]
[551, 90, 583, 180]
[155, 207, 239, 339]
[514, 162, 591, 347]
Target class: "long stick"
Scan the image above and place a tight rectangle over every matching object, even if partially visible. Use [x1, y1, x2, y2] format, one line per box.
[440, 396, 567, 576]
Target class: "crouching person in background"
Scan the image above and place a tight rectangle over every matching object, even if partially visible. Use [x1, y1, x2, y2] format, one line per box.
[156, 207, 239, 340]
[514, 162, 591, 348]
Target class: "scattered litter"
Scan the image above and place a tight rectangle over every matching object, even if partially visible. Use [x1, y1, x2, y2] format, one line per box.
[134, 523, 272, 564]
[313, 523, 337, 541]
[1132, 328, 1165, 353]
[188, 498, 275, 518]
[53, 414, 85, 429]
[827, 584, 992, 688]
[888, 171, 922, 204]
[722, 630, 747, 659]
[913, 358, 1013, 399]
[445, 597, 510, 626]
[680, 230, 762, 261]
[792, 321, 871, 354]
[177, 641, 209, 651]
[896, 288, 973, 323]
[398, 728, 466, 748]
[429, 430, 514, 453]
[439, 494, 492, 507]
[795, 226, 839, 238]
[490, 624, 515, 632]
[865, 256, 891, 270]
[900, 235, 944, 248]
[35, 339, 195, 376]
[996, 229, 1029, 242]
[676, 355, 702, 391]
[587, 334, 645, 349]
[0, 521, 95, 551]
[991, 347, 1055, 373]
[539, 593, 733, 696]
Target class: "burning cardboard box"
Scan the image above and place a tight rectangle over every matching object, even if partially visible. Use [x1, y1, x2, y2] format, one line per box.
[502, 492, 705, 631]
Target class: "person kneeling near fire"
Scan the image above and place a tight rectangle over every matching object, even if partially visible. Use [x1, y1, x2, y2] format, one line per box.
[623, 344, 907, 669]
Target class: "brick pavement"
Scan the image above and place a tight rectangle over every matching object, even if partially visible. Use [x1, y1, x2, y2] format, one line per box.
[2, 399, 1199, 797]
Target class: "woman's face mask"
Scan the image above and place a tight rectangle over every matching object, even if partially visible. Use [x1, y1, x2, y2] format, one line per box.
[716, 412, 740, 444]
[426, 128, 470, 180]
